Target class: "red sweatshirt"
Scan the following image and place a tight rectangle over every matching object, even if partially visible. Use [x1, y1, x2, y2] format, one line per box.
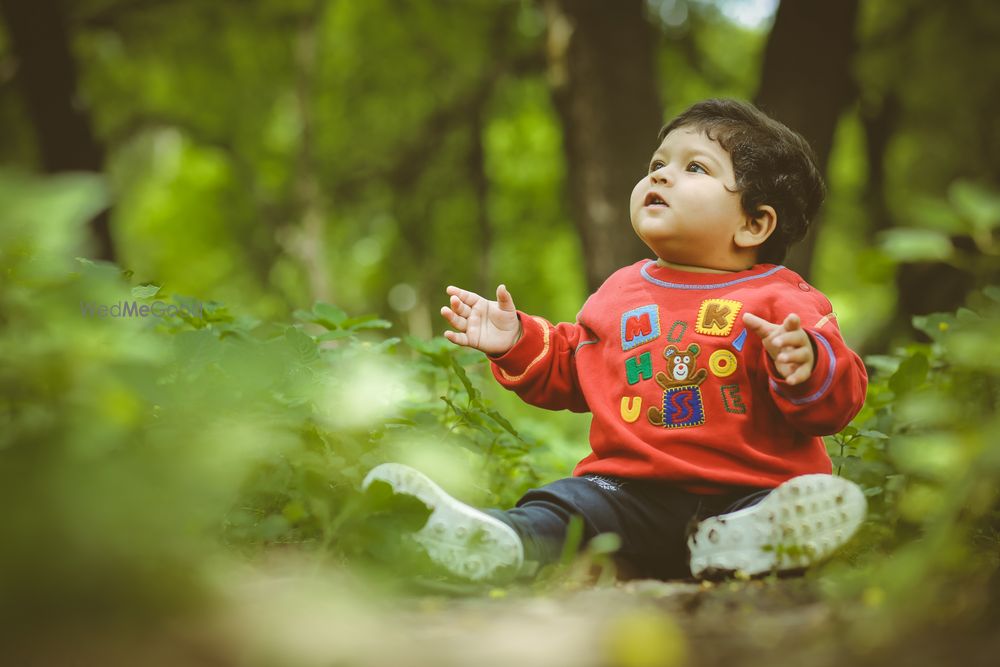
[489, 260, 868, 493]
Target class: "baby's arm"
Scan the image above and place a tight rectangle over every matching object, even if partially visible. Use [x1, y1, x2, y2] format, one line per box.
[442, 284, 589, 413]
[440, 284, 523, 356]
[742, 312, 814, 386]
[743, 308, 867, 435]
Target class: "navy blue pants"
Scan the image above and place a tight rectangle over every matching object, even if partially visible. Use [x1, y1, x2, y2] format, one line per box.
[486, 474, 771, 580]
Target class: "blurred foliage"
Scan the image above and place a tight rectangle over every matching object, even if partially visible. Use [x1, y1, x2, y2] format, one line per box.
[63, 0, 587, 329]
[4, 0, 1000, 661]
[0, 170, 573, 628]
[4, 168, 1000, 649]
[820, 287, 1000, 645]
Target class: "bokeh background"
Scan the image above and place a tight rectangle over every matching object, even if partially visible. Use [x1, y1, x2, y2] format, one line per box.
[2, 1, 999, 665]
[5, 0, 999, 345]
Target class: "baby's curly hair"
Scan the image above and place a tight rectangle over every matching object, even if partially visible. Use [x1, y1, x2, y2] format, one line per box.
[658, 99, 825, 265]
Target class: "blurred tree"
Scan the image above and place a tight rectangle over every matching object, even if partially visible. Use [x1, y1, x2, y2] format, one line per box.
[853, 0, 1000, 349]
[755, 0, 860, 279]
[0, 0, 113, 261]
[541, 0, 662, 291]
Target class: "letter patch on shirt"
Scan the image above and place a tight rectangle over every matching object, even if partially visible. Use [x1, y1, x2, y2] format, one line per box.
[621, 305, 660, 351]
[620, 396, 642, 423]
[709, 349, 738, 378]
[648, 384, 705, 429]
[647, 343, 708, 428]
[696, 299, 742, 337]
[625, 351, 654, 385]
[721, 384, 747, 414]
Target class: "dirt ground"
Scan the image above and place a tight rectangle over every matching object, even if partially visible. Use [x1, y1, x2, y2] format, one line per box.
[11, 565, 1000, 667]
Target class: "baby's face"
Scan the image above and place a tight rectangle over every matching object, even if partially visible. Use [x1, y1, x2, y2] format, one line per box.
[629, 128, 749, 271]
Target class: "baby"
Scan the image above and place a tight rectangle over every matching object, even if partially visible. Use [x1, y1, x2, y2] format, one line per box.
[365, 99, 868, 582]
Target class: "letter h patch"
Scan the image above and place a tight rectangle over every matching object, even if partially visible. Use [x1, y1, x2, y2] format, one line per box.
[621, 305, 660, 351]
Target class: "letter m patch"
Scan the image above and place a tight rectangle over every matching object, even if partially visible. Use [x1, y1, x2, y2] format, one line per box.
[621, 305, 660, 351]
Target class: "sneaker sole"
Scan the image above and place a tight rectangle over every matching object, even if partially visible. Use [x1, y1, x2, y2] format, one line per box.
[687, 474, 866, 579]
[361, 463, 524, 582]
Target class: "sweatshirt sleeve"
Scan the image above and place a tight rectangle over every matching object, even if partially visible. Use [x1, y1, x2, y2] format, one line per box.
[762, 297, 868, 436]
[488, 311, 591, 413]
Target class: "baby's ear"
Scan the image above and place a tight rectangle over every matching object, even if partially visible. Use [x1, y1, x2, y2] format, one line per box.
[735, 205, 777, 249]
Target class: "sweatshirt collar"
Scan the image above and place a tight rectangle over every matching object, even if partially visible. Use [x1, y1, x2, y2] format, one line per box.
[639, 260, 784, 290]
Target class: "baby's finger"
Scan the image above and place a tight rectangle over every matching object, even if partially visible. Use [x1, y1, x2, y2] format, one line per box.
[450, 294, 472, 318]
[742, 312, 778, 339]
[439, 306, 468, 332]
[443, 330, 469, 347]
[784, 364, 811, 386]
[446, 285, 482, 308]
[777, 347, 812, 365]
[496, 284, 517, 311]
[776, 328, 810, 352]
[782, 313, 802, 332]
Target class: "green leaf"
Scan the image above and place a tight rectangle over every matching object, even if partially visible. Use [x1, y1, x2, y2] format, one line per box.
[317, 329, 355, 342]
[949, 180, 1000, 235]
[485, 408, 519, 437]
[878, 228, 954, 262]
[131, 284, 161, 299]
[450, 358, 479, 400]
[903, 194, 966, 234]
[889, 352, 929, 395]
[912, 313, 954, 341]
[371, 337, 401, 352]
[342, 315, 392, 330]
[313, 302, 348, 328]
[285, 326, 319, 362]
[587, 532, 622, 555]
[281, 501, 307, 524]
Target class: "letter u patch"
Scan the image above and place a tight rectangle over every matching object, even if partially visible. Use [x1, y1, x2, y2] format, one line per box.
[620, 396, 642, 423]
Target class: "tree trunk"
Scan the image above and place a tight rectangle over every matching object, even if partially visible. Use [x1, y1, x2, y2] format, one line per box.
[469, 107, 493, 296]
[0, 0, 114, 261]
[859, 92, 983, 353]
[754, 0, 860, 279]
[542, 0, 662, 292]
[859, 93, 900, 243]
[282, 9, 331, 305]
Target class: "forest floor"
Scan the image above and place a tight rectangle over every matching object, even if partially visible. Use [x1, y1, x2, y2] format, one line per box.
[117, 563, 996, 667]
[13, 560, 999, 666]
[206, 565, 999, 667]
[15, 573, 1000, 667]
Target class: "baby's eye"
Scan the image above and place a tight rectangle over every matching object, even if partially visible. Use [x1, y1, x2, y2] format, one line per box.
[648, 160, 665, 173]
[686, 162, 707, 174]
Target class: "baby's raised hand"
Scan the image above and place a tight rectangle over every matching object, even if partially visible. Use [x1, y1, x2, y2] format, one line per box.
[743, 312, 815, 386]
[440, 284, 522, 356]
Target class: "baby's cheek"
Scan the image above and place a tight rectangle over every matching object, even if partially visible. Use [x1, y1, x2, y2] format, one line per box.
[628, 185, 642, 210]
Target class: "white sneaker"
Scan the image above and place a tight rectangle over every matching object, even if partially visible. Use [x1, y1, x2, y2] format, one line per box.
[361, 463, 525, 582]
[687, 474, 867, 579]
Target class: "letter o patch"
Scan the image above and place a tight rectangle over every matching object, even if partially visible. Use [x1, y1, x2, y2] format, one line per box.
[709, 349, 738, 378]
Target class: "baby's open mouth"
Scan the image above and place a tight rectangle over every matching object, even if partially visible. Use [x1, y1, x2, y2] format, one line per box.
[644, 192, 668, 207]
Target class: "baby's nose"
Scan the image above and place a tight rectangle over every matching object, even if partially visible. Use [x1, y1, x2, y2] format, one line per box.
[651, 167, 673, 184]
